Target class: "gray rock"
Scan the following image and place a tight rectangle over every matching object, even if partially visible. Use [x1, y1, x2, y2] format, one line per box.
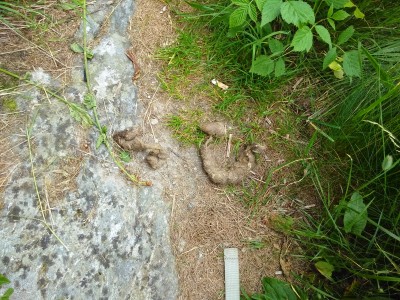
[0, 0, 178, 299]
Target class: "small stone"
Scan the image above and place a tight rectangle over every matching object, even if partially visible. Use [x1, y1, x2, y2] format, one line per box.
[150, 118, 159, 125]
[178, 240, 186, 253]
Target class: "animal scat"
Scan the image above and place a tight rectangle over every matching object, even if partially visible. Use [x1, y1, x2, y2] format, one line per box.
[200, 141, 256, 185]
[113, 127, 141, 141]
[199, 122, 227, 137]
[146, 148, 169, 169]
[113, 127, 169, 169]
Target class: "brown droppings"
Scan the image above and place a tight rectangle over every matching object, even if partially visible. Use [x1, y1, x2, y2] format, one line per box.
[112, 128, 147, 151]
[145, 147, 169, 169]
[199, 122, 227, 137]
[200, 138, 256, 185]
[113, 128, 168, 169]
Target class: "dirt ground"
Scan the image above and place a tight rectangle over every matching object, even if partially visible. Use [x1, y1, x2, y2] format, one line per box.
[127, 1, 311, 299]
[0, 1, 313, 299]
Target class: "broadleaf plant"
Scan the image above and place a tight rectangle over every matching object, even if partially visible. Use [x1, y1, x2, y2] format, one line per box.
[280, 0, 315, 26]
[343, 192, 368, 235]
[226, 0, 365, 79]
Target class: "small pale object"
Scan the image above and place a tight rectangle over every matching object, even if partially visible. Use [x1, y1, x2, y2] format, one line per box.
[211, 78, 229, 90]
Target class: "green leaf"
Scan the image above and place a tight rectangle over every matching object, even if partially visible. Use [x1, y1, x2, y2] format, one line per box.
[291, 26, 313, 52]
[343, 50, 361, 78]
[96, 135, 105, 149]
[250, 55, 275, 76]
[261, 0, 282, 27]
[327, 4, 334, 18]
[83, 93, 96, 109]
[328, 60, 344, 78]
[325, 0, 348, 9]
[344, 192, 368, 235]
[331, 9, 350, 21]
[269, 38, 284, 54]
[315, 25, 332, 48]
[323, 47, 337, 69]
[227, 26, 244, 37]
[70, 43, 94, 59]
[333, 69, 344, 79]
[59, 2, 80, 10]
[354, 7, 365, 19]
[255, 0, 267, 11]
[248, 3, 258, 22]
[2, 288, 14, 299]
[315, 261, 334, 279]
[274, 58, 286, 77]
[101, 125, 108, 134]
[229, 6, 248, 28]
[327, 18, 335, 30]
[280, 1, 315, 27]
[70, 42, 84, 53]
[70, 107, 92, 126]
[120, 151, 132, 163]
[344, 1, 355, 8]
[69, 108, 82, 123]
[261, 277, 297, 300]
[0, 274, 10, 285]
[232, 0, 249, 6]
[382, 155, 393, 171]
[0, 275, 13, 300]
[337, 25, 354, 45]
[185, 2, 215, 11]
[86, 49, 94, 60]
[72, 0, 84, 5]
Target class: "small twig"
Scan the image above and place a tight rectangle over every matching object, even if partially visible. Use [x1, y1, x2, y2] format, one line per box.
[180, 246, 199, 256]
[249, 176, 266, 184]
[26, 126, 47, 222]
[1, 21, 67, 67]
[142, 83, 161, 129]
[171, 194, 176, 220]
[292, 77, 304, 91]
[3, 215, 69, 251]
[24, 119, 69, 250]
[46, 43, 58, 68]
[303, 204, 316, 209]
[269, 129, 308, 145]
[44, 176, 55, 227]
[0, 162, 21, 188]
[0, 47, 35, 55]
[226, 133, 233, 158]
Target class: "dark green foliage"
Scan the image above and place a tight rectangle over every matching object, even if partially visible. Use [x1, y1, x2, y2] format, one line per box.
[0, 274, 13, 300]
[183, 0, 400, 298]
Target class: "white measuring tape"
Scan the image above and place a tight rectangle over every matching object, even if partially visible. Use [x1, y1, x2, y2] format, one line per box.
[224, 248, 240, 300]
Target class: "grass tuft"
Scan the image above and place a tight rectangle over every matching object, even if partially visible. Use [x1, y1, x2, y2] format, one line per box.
[162, 0, 400, 298]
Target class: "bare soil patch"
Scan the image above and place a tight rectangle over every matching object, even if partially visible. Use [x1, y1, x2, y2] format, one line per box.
[0, 3, 80, 81]
[128, 0, 307, 298]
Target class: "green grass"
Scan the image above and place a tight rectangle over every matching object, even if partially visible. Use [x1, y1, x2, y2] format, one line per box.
[0, 98, 18, 112]
[290, 2, 400, 297]
[161, 0, 400, 298]
[166, 110, 206, 146]
[0, 0, 81, 50]
[0, 1, 44, 26]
